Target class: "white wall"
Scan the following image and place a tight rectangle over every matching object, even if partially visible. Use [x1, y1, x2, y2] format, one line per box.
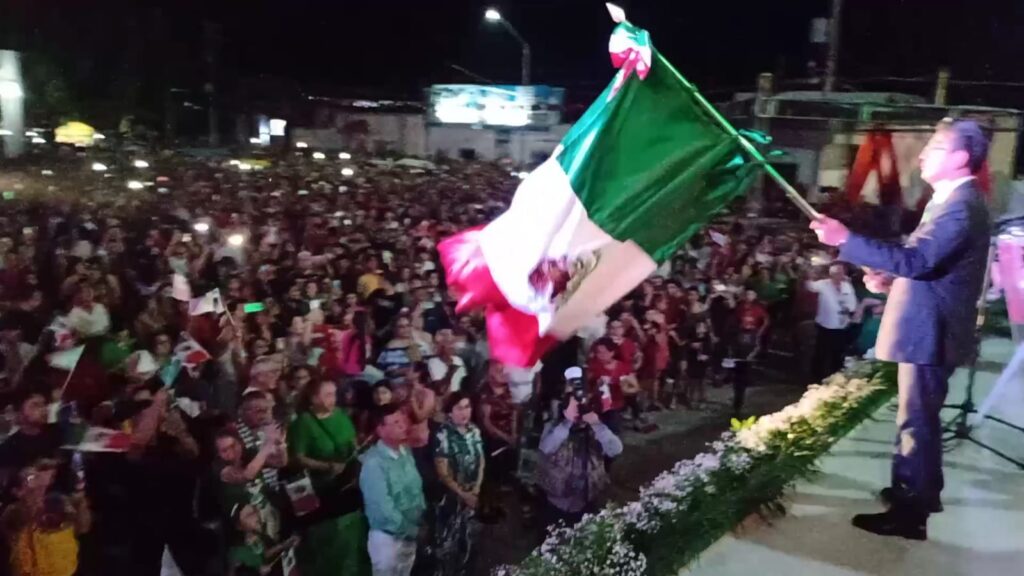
[291, 128, 344, 150]
[334, 113, 426, 157]
[509, 126, 570, 165]
[292, 113, 427, 157]
[773, 146, 818, 187]
[427, 125, 497, 161]
[426, 124, 570, 165]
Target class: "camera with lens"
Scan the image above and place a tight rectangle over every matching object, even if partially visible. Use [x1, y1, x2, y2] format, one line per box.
[562, 366, 598, 417]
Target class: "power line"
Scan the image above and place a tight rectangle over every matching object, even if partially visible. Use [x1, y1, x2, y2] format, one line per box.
[854, 76, 1024, 88]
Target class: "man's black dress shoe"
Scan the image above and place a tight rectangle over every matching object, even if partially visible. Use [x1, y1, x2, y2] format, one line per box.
[851, 509, 927, 541]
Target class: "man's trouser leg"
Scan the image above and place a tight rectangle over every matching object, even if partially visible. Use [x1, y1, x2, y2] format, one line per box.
[368, 530, 417, 576]
[892, 362, 952, 515]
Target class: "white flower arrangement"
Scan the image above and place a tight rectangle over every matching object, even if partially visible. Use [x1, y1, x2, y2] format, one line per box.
[499, 360, 893, 576]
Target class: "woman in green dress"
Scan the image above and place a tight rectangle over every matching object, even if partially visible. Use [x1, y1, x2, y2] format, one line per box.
[289, 379, 369, 576]
[433, 391, 485, 576]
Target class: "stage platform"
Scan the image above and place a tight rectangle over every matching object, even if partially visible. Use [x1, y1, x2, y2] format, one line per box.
[684, 337, 1024, 576]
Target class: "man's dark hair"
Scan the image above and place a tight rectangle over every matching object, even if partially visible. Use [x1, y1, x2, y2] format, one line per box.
[214, 426, 242, 445]
[12, 388, 45, 410]
[940, 119, 990, 174]
[443, 390, 473, 415]
[144, 330, 173, 352]
[593, 336, 618, 353]
[371, 403, 404, 431]
[410, 362, 431, 386]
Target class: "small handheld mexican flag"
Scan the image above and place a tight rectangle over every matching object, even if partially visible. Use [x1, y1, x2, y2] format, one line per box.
[162, 332, 212, 383]
[189, 288, 226, 316]
[47, 316, 76, 350]
[47, 345, 86, 372]
[439, 4, 762, 366]
[63, 426, 132, 453]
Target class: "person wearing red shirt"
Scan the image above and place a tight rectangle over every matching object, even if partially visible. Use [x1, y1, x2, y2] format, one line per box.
[639, 306, 670, 411]
[736, 288, 770, 344]
[664, 281, 687, 329]
[605, 319, 640, 371]
[587, 337, 640, 435]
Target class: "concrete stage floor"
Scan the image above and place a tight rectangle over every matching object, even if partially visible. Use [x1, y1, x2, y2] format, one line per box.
[684, 337, 1024, 576]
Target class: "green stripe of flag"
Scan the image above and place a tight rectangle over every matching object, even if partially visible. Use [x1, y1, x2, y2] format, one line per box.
[557, 23, 759, 263]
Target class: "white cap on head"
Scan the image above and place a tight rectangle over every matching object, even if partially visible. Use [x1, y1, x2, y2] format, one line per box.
[564, 366, 583, 380]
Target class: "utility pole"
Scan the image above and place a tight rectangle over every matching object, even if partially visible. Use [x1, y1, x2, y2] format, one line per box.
[749, 72, 775, 214]
[485, 9, 531, 86]
[203, 21, 221, 146]
[934, 68, 951, 106]
[823, 0, 843, 93]
[521, 43, 532, 86]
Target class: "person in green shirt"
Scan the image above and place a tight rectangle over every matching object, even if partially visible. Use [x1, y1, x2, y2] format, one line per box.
[753, 266, 786, 305]
[213, 428, 282, 541]
[227, 502, 299, 576]
[853, 293, 887, 356]
[288, 379, 369, 576]
[360, 404, 425, 576]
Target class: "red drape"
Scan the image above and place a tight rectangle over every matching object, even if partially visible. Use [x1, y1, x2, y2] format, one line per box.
[845, 131, 902, 207]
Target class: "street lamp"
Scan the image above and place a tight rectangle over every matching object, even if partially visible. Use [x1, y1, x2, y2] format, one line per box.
[484, 8, 531, 85]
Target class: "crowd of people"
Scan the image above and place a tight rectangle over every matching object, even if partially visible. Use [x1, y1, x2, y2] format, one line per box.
[0, 149, 885, 576]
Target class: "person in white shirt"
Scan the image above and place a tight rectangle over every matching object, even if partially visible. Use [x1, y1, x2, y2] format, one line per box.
[427, 329, 467, 398]
[67, 285, 111, 338]
[806, 264, 858, 381]
[504, 362, 542, 405]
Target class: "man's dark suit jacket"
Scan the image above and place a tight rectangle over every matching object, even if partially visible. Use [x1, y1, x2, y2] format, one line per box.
[839, 179, 991, 367]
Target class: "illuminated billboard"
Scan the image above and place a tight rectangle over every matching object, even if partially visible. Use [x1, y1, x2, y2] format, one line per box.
[428, 84, 564, 127]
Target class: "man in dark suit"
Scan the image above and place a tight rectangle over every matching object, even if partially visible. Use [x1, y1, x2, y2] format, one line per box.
[811, 119, 992, 540]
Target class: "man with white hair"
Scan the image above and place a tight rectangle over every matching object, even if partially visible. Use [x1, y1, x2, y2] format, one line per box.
[806, 263, 858, 381]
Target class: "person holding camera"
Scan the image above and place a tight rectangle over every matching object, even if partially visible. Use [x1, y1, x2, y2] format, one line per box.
[537, 368, 623, 528]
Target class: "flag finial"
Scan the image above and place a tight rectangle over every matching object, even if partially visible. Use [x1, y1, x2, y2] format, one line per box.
[606, 3, 627, 23]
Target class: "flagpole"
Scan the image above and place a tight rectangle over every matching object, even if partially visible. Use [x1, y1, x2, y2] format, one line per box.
[59, 360, 78, 399]
[659, 56, 822, 221]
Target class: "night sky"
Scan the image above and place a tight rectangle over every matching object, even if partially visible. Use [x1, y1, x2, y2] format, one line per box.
[4, 0, 1024, 106]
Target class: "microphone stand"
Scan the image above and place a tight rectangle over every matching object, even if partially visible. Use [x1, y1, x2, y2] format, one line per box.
[941, 238, 1024, 469]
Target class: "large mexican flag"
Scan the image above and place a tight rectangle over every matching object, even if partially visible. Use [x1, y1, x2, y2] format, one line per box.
[439, 6, 762, 367]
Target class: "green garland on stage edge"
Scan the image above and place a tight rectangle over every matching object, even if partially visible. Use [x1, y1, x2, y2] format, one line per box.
[496, 361, 898, 576]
